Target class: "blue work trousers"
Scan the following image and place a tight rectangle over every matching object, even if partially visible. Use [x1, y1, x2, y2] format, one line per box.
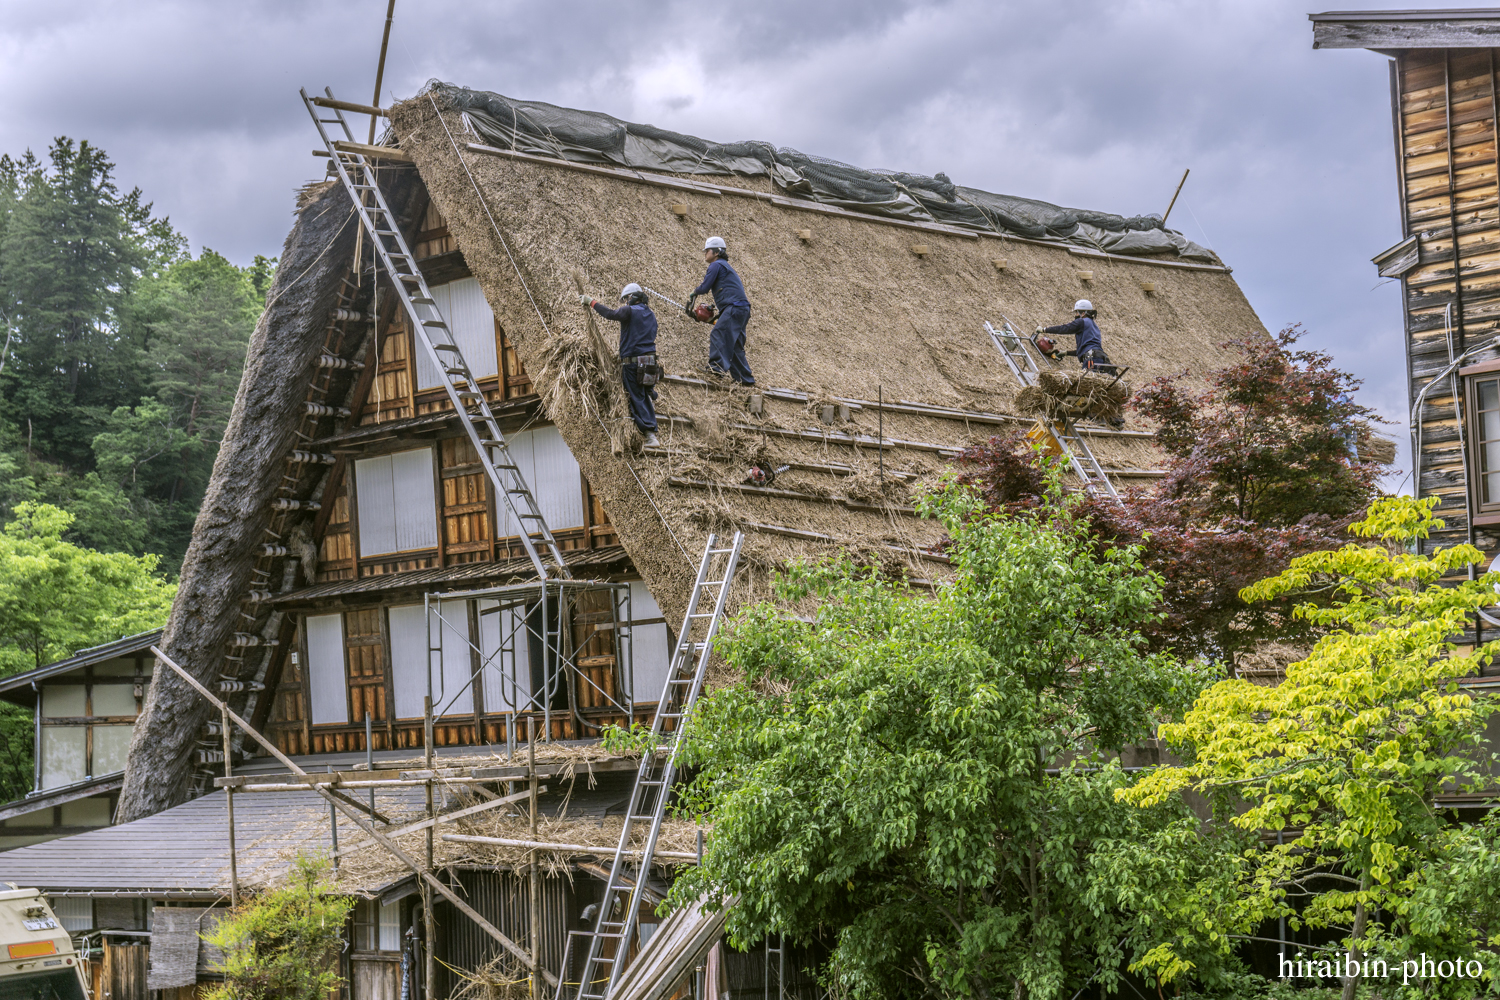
[709, 304, 755, 384]
[622, 362, 658, 432]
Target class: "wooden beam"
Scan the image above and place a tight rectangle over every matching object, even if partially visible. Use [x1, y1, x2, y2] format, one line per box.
[312, 96, 389, 118]
[333, 140, 413, 163]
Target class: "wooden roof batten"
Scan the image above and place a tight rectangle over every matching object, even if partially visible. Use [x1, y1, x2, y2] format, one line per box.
[1311, 9, 1500, 51]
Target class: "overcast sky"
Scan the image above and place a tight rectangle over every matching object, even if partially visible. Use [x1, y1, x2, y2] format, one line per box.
[0, 0, 1424, 484]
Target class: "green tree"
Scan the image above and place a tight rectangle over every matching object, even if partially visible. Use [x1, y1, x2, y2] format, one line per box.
[0, 502, 175, 673]
[0, 140, 183, 467]
[1119, 496, 1500, 999]
[203, 854, 354, 1000]
[670, 479, 1212, 1000]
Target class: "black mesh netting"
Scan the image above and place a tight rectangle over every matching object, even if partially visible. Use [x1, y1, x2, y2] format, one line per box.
[423, 83, 1217, 264]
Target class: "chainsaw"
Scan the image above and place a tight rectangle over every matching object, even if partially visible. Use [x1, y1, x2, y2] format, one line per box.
[745, 463, 791, 487]
[642, 286, 717, 324]
[999, 312, 1063, 363]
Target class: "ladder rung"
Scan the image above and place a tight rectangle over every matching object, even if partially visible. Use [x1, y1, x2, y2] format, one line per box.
[422, 319, 448, 327]
[433, 343, 461, 351]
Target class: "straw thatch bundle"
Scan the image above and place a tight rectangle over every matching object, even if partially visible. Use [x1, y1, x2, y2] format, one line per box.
[1013, 371, 1131, 425]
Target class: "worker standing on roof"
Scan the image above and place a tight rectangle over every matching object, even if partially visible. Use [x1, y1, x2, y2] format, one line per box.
[1037, 300, 1118, 375]
[580, 283, 661, 448]
[687, 236, 756, 386]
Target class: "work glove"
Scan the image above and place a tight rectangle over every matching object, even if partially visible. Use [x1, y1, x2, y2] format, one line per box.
[578, 294, 592, 307]
[1034, 324, 1045, 334]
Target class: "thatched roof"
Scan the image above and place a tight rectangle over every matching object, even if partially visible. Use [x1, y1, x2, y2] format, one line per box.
[388, 87, 1268, 611]
[121, 84, 1268, 821]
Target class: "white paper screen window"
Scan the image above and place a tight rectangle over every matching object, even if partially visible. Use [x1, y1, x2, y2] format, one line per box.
[415, 278, 499, 389]
[306, 614, 349, 725]
[388, 603, 474, 719]
[378, 899, 401, 951]
[478, 598, 533, 712]
[355, 447, 439, 557]
[495, 426, 584, 537]
[622, 582, 672, 702]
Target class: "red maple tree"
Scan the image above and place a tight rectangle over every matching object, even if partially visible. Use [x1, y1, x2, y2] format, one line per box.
[957, 328, 1388, 669]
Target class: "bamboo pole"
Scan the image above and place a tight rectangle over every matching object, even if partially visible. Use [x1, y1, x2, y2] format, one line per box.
[222, 703, 238, 906]
[149, 646, 555, 986]
[1161, 168, 1190, 226]
[424, 694, 435, 1000]
[369, 0, 397, 145]
[441, 834, 699, 862]
[529, 717, 540, 1000]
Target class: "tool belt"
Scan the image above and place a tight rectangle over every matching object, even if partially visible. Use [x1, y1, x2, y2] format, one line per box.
[622, 354, 662, 387]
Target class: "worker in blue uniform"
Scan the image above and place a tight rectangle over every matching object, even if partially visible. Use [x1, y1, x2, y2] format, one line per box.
[687, 236, 755, 385]
[580, 282, 661, 448]
[1037, 299, 1116, 374]
[1037, 299, 1125, 429]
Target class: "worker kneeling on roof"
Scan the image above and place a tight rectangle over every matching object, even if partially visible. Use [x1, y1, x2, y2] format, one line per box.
[580, 283, 661, 448]
[688, 236, 756, 386]
[1037, 300, 1118, 375]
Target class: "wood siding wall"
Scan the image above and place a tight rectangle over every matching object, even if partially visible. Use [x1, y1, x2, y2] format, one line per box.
[1395, 48, 1500, 664]
[1399, 51, 1500, 548]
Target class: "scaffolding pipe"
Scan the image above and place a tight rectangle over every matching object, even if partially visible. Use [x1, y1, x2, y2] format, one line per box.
[150, 646, 555, 986]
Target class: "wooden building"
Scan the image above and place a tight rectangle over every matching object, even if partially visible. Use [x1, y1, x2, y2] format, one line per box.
[0, 632, 160, 849]
[1313, 11, 1500, 634]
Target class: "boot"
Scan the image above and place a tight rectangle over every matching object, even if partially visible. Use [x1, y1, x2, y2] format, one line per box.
[642, 432, 660, 448]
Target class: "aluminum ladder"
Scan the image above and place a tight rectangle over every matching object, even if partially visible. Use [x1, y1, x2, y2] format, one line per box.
[983, 319, 1120, 503]
[984, 319, 1043, 386]
[564, 532, 745, 1000]
[301, 88, 571, 581]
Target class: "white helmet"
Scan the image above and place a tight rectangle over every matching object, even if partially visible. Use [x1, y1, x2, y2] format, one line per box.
[1073, 299, 1094, 312]
[703, 236, 727, 252]
[619, 282, 643, 300]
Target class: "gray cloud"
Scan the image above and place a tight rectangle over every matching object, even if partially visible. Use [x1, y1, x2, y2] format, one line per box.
[0, 0, 1421, 483]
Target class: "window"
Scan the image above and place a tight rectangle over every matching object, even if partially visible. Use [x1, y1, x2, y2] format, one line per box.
[379, 898, 401, 951]
[1473, 375, 1500, 507]
[355, 447, 439, 557]
[49, 898, 91, 933]
[495, 426, 584, 537]
[414, 278, 499, 389]
[306, 614, 348, 725]
[388, 602, 474, 719]
[1465, 368, 1500, 522]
